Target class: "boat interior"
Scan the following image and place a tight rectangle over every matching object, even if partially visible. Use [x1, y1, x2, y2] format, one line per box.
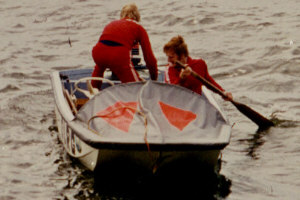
[59, 65, 165, 114]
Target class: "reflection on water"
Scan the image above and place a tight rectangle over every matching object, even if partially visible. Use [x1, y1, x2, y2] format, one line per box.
[68, 158, 232, 200]
[242, 113, 300, 159]
[243, 128, 270, 159]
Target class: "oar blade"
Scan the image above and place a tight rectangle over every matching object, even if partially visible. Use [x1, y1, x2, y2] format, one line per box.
[231, 100, 274, 129]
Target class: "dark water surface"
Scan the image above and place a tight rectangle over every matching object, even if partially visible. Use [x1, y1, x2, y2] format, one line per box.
[1, 0, 300, 199]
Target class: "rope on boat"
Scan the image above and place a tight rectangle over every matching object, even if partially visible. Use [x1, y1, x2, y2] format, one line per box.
[87, 106, 151, 152]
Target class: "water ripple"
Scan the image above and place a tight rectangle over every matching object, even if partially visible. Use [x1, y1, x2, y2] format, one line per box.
[33, 55, 58, 62]
[262, 45, 290, 57]
[0, 84, 20, 93]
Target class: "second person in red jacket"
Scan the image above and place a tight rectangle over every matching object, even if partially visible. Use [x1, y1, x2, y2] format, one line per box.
[91, 3, 158, 90]
[163, 35, 232, 101]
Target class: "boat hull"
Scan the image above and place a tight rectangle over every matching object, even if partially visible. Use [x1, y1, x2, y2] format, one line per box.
[55, 105, 221, 171]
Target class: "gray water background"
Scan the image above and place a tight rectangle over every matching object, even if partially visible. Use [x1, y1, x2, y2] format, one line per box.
[1, 0, 300, 199]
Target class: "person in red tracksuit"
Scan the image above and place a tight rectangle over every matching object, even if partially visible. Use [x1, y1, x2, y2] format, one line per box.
[91, 3, 157, 90]
[163, 35, 233, 101]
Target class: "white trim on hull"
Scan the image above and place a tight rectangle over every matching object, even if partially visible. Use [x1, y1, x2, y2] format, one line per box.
[55, 106, 99, 171]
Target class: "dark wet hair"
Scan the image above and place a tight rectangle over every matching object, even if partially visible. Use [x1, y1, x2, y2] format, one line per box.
[163, 35, 189, 57]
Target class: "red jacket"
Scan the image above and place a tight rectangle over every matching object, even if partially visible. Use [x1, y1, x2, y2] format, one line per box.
[165, 57, 224, 94]
[99, 18, 157, 80]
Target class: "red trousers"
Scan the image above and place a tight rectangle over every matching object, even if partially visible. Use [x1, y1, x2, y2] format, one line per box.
[91, 43, 141, 90]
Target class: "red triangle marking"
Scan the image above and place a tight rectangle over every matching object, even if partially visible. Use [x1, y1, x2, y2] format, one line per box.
[159, 101, 197, 131]
[96, 101, 138, 132]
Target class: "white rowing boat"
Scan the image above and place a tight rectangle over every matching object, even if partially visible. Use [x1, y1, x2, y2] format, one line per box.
[50, 66, 231, 173]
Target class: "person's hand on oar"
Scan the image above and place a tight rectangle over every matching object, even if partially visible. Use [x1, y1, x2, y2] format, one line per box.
[179, 64, 191, 79]
[222, 91, 233, 101]
[178, 64, 233, 101]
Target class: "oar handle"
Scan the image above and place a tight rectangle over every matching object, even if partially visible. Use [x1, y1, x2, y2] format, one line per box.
[175, 61, 228, 99]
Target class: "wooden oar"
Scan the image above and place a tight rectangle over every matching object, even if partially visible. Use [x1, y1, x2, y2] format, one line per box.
[175, 61, 274, 129]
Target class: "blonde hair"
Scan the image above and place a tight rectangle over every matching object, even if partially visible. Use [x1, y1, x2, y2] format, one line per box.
[163, 35, 189, 57]
[120, 3, 141, 22]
